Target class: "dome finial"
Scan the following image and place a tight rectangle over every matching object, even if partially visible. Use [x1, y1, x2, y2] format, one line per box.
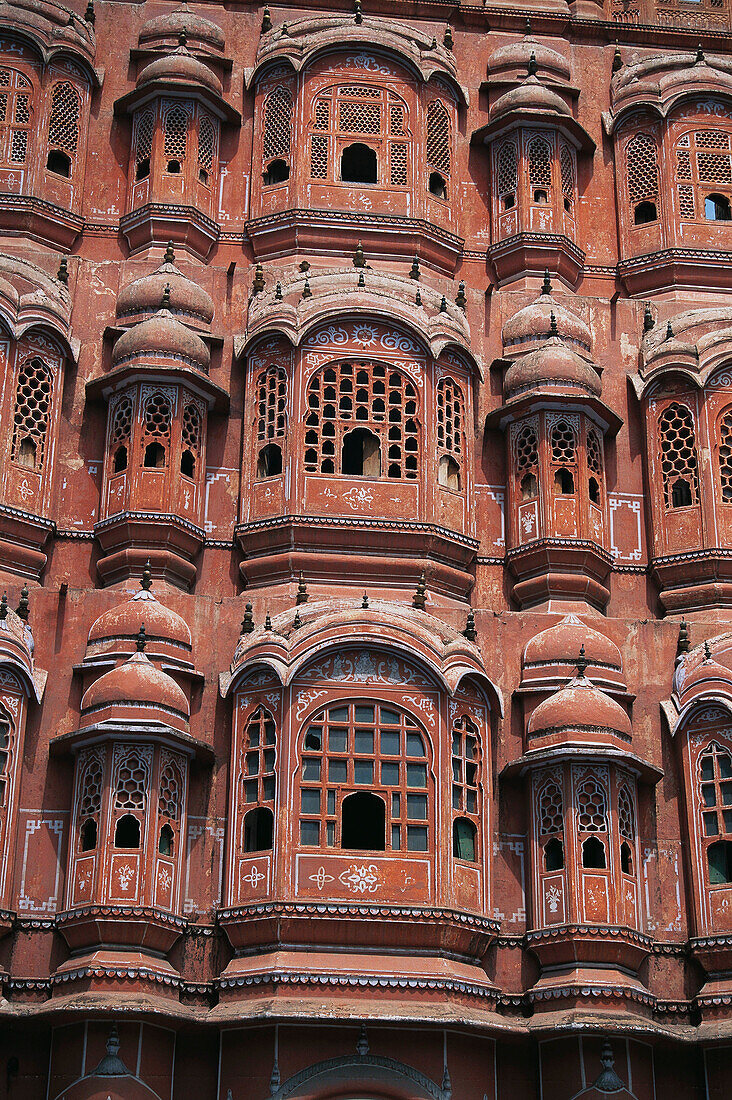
[462, 609, 476, 642]
[525, 16, 532, 35]
[410, 254, 420, 281]
[164, 241, 175, 264]
[275, 281, 282, 300]
[292, 609, 302, 630]
[354, 0, 363, 24]
[85, 0, 95, 25]
[696, 43, 705, 64]
[141, 560, 153, 591]
[17, 583, 29, 623]
[415, 287, 422, 306]
[576, 643, 588, 677]
[412, 571, 427, 610]
[0, 593, 8, 621]
[704, 638, 712, 662]
[264, 612, 272, 631]
[643, 303, 654, 332]
[296, 571, 308, 604]
[160, 283, 171, 310]
[439, 295, 448, 313]
[541, 268, 552, 295]
[241, 603, 254, 634]
[666, 319, 674, 340]
[136, 624, 147, 652]
[549, 310, 558, 337]
[444, 24, 453, 50]
[261, 5, 271, 32]
[361, 592, 369, 609]
[612, 42, 622, 73]
[253, 264, 265, 295]
[94, 1022, 128, 1077]
[677, 618, 689, 655]
[353, 240, 366, 268]
[57, 256, 69, 285]
[178, 28, 187, 49]
[357, 269, 365, 288]
[302, 275, 312, 299]
[527, 50, 538, 77]
[456, 281, 466, 309]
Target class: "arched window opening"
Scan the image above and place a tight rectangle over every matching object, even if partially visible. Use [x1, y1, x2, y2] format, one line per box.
[700, 743, 732, 843]
[110, 394, 133, 473]
[114, 813, 141, 849]
[544, 836, 564, 871]
[659, 403, 699, 510]
[708, 839, 732, 885]
[426, 99, 450, 197]
[198, 112, 216, 186]
[436, 376, 463, 488]
[136, 157, 150, 182]
[163, 104, 189, 174]
[0, 68, 32, 170]
[11, 358, 52, 471]
[554, 468, 575, 495]
[244, 806, 274, 852]
[587, 428, 603, 503]
[256, 364, 287, 446]
[627, 133, 658, 223]
[133, 108, 154, 182]
[496, 139, 518, 211]
[341, 142, 377, 184]
[80, 817, 97, 852]
[528, 136, 552, 200]
[179, 402, 200, 478]
[634, 200, 657, 225]
[533, 189, 548, 205]
[144, 441, 166, 468]
[515, 422, 539, 499]
[582, 835, 606, 869]
[706, 193, 732, 221]
[180, 449, 194, 477]
[257, 442, 282, 479]
[158, 822, 174, 856]
[263, 159, 289, 185]
[560, 141, 575, 213]
[16, 436, 36, 469]
[46, 149, 71, 177]
[576, 774, 607, 832]
[588, 476, 600, 504]
[719, 409, 732, 502]
[521, 472, 538, 500]
[142, 392, 171, 470]
[342, 427, 381, 476]
[429, 171, 447, 199]
[453, 817, 477, 861]
[263, 85, 292, 170]
[47, 81, 80, 172]
[113, 445, 127, 473]
[439, 454, 460, 490]
[0, 713, 10, 807]
[342, 790, 386, 851]
[299, 700, 430, 852]
[620, 841, 633, 875]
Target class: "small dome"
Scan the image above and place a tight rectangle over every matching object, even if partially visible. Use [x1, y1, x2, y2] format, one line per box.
[503, 290, 592, 353]
[81, 651, 190, 718]
[490, 76, 570, 123]
[488, 37, 571, 82]
[675, 641, 732, 702]
[139, 6, 225, 53]
[528, 674, 632, 741]
[116, 261, 214, 329]
[88, 583, 192, 653]
[503, 339, 601, 401]
[111, 310, 210, 371]
[138, 48, 222, 97]
[524, 615, 623, 674]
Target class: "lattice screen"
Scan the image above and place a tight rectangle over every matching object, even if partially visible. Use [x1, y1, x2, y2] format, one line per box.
[11, 357, 52, 469]
[48, 81, 80, 155]
[426, 100, 450, 176]
[659, 402, 699, 507]
[626, 133, 658, 205]
[263, 85, 292, 160]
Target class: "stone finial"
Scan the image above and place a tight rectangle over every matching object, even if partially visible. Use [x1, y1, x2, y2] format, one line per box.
[677, 618, 689, 655]
[442, 1066, 452, 1100]
[410, 254, 420, 280]
[17, 583, 29, 623]
[353, 240, 366, 268]
[241, 603, 254, 634]
[269, 1055, 281, 1091]
[527, 50, 538, 77]
[444, 25, 453, 50]
[541, 268, 552, 295]
[358, 270, 365, 288]
[292, 609, 302, 630]
[415, 288, 422, 306]
[412, 571, 427, 610]
[299, 259, 310, 273]
[57, 256, 69, 285]
[161, 283, 171, 310]
[361, 592, 369, 609]
[264, 612, 272, 631]
[136, 624, 147, 652]
[0, 593, 8, 621]
[164, 241, 175, 264]
[178, 28, 187, 49]
[455, 281, 467, 309]
[141, 559, 153, 591]
[592, 1041, 625, 1093]
[431, 36, 438, 50]
[356, 1024, 369, 1056]
[462, 610, 476, 641]
[439, 295, 447, 313]
[575, 643, 588, 676]
[275, 281, 283, 300]
[525, 16, 532, 35]
[612, 43, 622, 73]
[85, 0, 95, 25]
[666, 319, 674, 340]
[354, 0, 363, 24]
[296, 572, 308, 605]
[549, 310, 558, 337]
[302, 275, 312, 299]
[253, 264, 265, 294]
[696, 43, 705, 64]
[643, 303, 654, 332]
[94, 1023, 128, 1077]
[704, 638, 712, 662]
[261, 5, 272, 32]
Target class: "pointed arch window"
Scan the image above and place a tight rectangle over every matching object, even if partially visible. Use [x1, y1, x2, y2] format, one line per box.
[109, 393, 133, 474]
[77, 747, 104, 853]
[436, 377, 463, 490]
[576, 773, 608, 869]
[157, 752, 184, 857]
[197, 111, 217, 187]
[515, 421, 539, 502]
[263, 84, 292, 183]
[11, 357, 52, 471]
[240, 706, 276, 853]
[626, 132, 659, 225]
[256, 364, 287, 479]
[675, 129, 732, 223]
[538, 774, 565, 871]
[0, 67, 32, 170]
[307, 83, 410, 188]
[163, 102, 190, 174]
[426, 99, 450, 198]
[528, 134, 552, 204]
[133, 108, 155, 182]
[718, 408, 732, 503]
[451, 715, 480, 862]
[698, 742, 732, 886]
[141, 391, 172, 469]
[0, 706, 13, 811]
[495, 139, 518, 211]
[559, 140, 576, 214]
[587, 427, 603, 505]
[46, 80, 80, 178]
[659, 402, 699, 509]
[550, 417, 578, 496]
[180, 402, 200, 479]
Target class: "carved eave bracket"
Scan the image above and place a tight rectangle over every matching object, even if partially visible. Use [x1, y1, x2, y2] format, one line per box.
[0, 0, 101, 87]
[247, 15, 468, 107]
[604, 53, 732, 135]
[633, 307, 732, 399]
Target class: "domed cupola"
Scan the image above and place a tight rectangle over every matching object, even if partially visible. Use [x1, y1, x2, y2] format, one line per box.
[521, 613, 625, 694]
[137, 41, 223, 99]
[487, 34, 571, 86]
[138, 4, 226, 57]
[79, 638, 190, 735]
[111, 304, 211, 374]
[503, 340, 602, 403]
[673, 638, 732, 710]
[489, 76, 572, 127]
[116, 246, 215, 332]
[526, 656, 632, 753]
[501, 275, 593, 358]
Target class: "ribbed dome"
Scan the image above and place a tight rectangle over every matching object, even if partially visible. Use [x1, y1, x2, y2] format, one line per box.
[527, 674, 632, 740]
[524, 616, 622, 673]
[81, 651, 190, 717]
[503, 339, 601, 401]
[488, 38, 571, 82]
[503, 293, 592, 353]
[116, 262, 214, 329]
[139, 6, 225, 52]
[88, 590, 192, 652]
[138, 48, 222, 97]
[490, 76, 570, 122]
[676, 644, 731, 702]
[111, 310, 210, 371]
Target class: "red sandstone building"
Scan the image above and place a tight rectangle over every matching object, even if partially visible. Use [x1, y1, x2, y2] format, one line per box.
[0, 0, 731, 1097]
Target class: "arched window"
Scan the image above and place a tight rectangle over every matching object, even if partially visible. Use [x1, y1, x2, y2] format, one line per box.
[298, 700, 431, 852]
[659, 402, 699, 509]
[436, 377, 463, 490]
[256, 364, 287, 479]
[559, 140, 575, 214]
[111, 747, 149, 853]
[618, 783, 636, 875]
[163, 102, 189, 174]
[0, 68, 33, 171]
[133, 108, 154, 182]
[141, 391, 171, 469]
[180, 402, 200, 479]
[46, 80, 80, 178]
[308, 83, 410, 188]
[426, 99, 450, 198]
[550, 418, 577, 496]
[538, 776, 564, 871]
[626, 132, 658, 225]
[675, 129, 732, 223]
[109, 394, 133, 475]
[77, 748, 104, 853]
[240, 707, 276, 852]
[515, 422, 539, 501]
[11, 357, 52, 471]
[115, 813, 141, 849]
[718, 409, 732, 503]
[528, 135, 552, 204]
[496, 139, 517, 211]
[197, 112, 217, 187]
[576, 773, 608, 870]
[587, 427, 603, 505]
[451, 715, 480, 862]
[0, 709, 12, 810]
[263, 85, 292, 181]
[304, 361, 420, 480]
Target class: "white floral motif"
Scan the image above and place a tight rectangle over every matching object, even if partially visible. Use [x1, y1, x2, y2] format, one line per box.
[403, 695, 436, 727]
[521, 511, 535, 535]
[545, 884, 561, 914]
[342, 486, 374, 510]
[157, 866, 171, 891]
[295, 689, 327, 720]
[338, 864, 380, 893]
[242, 865, 266, 889]
[309, 866, 335, 890]
[117, 863, 134, 891]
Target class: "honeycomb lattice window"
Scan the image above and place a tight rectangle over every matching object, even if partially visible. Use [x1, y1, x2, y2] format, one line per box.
[587, 428, 603, 476]
[538, 780, 563, 835]
[310, 134, 328, 179]
[114, 752, 149, 809]
[304, 361, 420, 480]
[550, 419, 577, 465]
[308, 84, 410, 186]
[659, 402, 699, 509]
[182, 402, 200, 454]
[48, 81, 80, 155]
[699, 742, 732, 840]
[111, 395, 133, 447]
[675, 129, 732, 221]
[198, 113, 216, 177]
[528, 135, 552, 188]
[79, 750, 104, 818]
[451, 715, 479, 817]
[390, 101, 405, 135]
[339, 99, 381, 133]
[390, 142, 408, 186]
[314, 98, 330, 131]
[263, 85, 292, 161]
[143, 392, 172, 440]
[163, 103, 189, 162]
[618, 784, 635, 841]
[256, 365, 287, 442]
[436, 377, 463, 457]
[158, 756, 182, 820]
[426, 100, 450, 176]
[719, 409, 732, 502]
[240, 706, 277, 807]
[576, 775, 608, 832]
[496, 140, 518, 197]
[134, 109, 154, 171]
[626, 133, 658, 206]
[11, 357, 52, 470]
[515, 423, 538, 471]
[0, 67, 32, 168]
[559, 141, 575, 205]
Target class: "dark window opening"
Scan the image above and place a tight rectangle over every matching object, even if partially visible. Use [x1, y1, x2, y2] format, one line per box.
[503, 193, 515, 210]
[671, 477, 692, 509]
[244, 806, 274, 852]
[705, 193, 732, 222]
[80, 818, 97, 852]
[144, 441, 166, 469]
[180, 449, 195, 478]
[554, 467, 575, 495]
[341, 790, 386, 851]
[708, 839, 732, 885]
[198, 168, 209, 185]
[544, 837, 564, 871]
[564, 196, 572, 212]
[304, 728, 321, 751]
[521, 472, 537, 500]
[113, 445, 127, 473]
[634, 200, 657, 225]
[166, 159, 182, 174]
[342, 428, 381, 477]
[16, 436, 36, 470]
[439, 454, 460, 491]
[114, 813, 141, 849]
[589, 476, 600, 504]
[533, 188, 548, 204]
[263, 158, 290, 185]
[429, 171, 447, 199]
[257, 443, 283, 479]
[341, 143, 377, 185]
[135, 158, 150, 182]
[453, 817, 476, 861]
[158, 823, 174, 856]
[620, 840, 633, 875]
[47, 149, 71, 178]
[582, 835, 606, 869]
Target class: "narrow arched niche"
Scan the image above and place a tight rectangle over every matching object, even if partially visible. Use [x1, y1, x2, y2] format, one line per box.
[341, 791, 385, 851]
